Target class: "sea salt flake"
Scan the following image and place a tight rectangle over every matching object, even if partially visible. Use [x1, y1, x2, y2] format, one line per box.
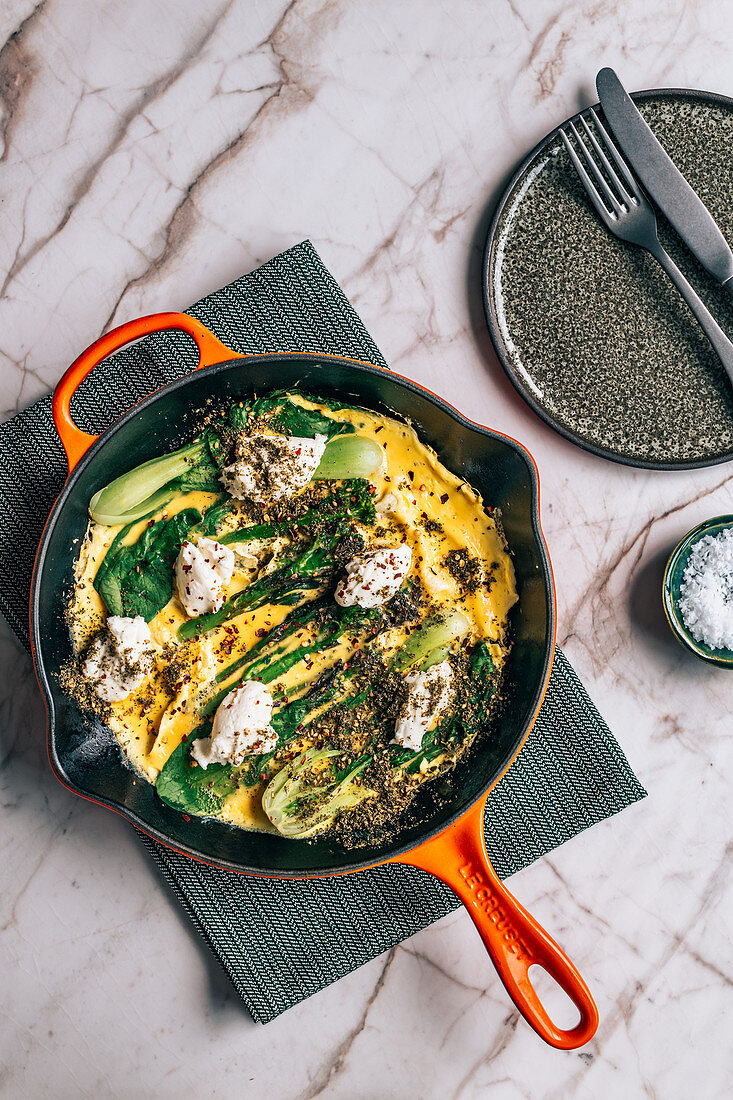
[678, 529, 733, 650]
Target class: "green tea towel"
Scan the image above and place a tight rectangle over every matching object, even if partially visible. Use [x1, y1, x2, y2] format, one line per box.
[0, 240, 645, 1023]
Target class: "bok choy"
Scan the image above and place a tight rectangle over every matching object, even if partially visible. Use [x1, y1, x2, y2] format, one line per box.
[393, 610, 471, 673]
[261, 748, 374, 839]
[89, 440, 209, 525]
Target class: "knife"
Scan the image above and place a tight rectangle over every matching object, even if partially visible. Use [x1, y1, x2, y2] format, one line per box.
[596, 67, 733, 292]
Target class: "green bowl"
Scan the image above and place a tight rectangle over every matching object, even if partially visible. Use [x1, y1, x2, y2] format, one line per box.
[663, 514, 733, 668]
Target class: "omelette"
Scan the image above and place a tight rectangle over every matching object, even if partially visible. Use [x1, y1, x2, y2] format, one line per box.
[65, 392, 517, 848]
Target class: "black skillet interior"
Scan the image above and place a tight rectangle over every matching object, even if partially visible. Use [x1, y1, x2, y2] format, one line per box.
[32, 355, 554, 875]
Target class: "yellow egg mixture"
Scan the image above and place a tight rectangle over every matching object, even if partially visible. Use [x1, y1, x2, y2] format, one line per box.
[68, 398, 517, 834]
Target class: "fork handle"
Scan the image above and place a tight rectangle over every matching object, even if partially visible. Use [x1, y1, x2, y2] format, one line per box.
[647, 240, 733, 386]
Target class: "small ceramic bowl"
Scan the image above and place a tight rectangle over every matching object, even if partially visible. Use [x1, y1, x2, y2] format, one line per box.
[663, 514, 733, 668]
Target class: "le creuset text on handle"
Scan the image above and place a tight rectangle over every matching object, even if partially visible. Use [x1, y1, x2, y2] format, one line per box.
[394, 798, 599, 1050]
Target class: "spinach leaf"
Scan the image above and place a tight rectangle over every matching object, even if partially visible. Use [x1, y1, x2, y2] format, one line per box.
[92, 506, 159, 604]
[246, 390, 354, 440]
[96, 569, 124, 617]
[156, 724, 272, 817]
[274, 389, 367, 415]
[466, 642, 496, 719]
[94, 507, 201, 621]
[156, 746, 236, 817]
[204, 429, 228, 468]
[172, 461, 223, 493]
[228, 403, 249, 431]
[246, 391, 287, 420]
[196, 497, 235, 537]
[270, 400, 353, 440]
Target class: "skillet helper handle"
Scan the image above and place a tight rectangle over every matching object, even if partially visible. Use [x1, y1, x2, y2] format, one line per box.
[52, 311, 243, 472]
[397, 800, 599, 1049]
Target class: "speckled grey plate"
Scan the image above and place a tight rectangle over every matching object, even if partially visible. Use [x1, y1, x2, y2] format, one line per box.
[484, 89, 733, 469]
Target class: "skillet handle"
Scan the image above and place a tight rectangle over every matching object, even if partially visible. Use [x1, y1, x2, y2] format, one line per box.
[52, 311, 243, 472]
[394, 799, 599, 1049]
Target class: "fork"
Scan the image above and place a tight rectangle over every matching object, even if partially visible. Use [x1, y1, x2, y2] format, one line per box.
[560, 109, 733, 386]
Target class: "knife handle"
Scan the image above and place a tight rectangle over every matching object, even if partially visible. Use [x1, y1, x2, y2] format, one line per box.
[648, 240, 733, 387]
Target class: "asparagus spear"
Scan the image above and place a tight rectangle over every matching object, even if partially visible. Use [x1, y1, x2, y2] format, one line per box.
[176, 527, 344, 641]
[199, 604, 384, 718]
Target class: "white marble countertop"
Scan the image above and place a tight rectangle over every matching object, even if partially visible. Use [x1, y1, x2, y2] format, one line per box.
[2, 1, 732, 1096]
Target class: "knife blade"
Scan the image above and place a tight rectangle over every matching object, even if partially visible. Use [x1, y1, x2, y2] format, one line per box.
[596, 67, 733, 290]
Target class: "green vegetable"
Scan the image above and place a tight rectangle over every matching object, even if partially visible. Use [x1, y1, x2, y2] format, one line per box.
[246, 391, 355, 441]
[155, 724, 229, 817]
[463, 642, 497, 729]
[155, 663, 348, 818]
[271, 399, 353, 441]
[156, 639, 494, 823]
[217, 479, 376, 545]
[313, 435, 383, 480]
[91, 504, 161, 606]
[177, 529, 342, 640]
[168, 609, 471, 821]
[89, 389, 380, 527]
[89, 440, 207, 524]
[89, 485, 179, 527]
[156, 729, 278, 816]
[269, 663, 345, 740]
[217, 516, 318, 545]
[176, 570, 323, 642]
[262, 748, 373, 839]
[393, 610, 471, 673]
[393, 642, 497, 773]
[172, 461, 223, 493]
[212, 595, 331, 685]
[199, 603, 383, 719]
[228, 403, 249, 431]
[192, 497, 234, 538]
[416, 644, 451, 669]
[290, 613, 473, 778]
[335, 478, 378, 525]
[94, 507, 201, 621]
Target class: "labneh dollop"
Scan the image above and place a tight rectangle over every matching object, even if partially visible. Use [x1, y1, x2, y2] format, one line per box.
[191, 680, 278, 769]
[392, 660, 454, 752]
[175, 537, 235, 618]
[334, 544, 412, 608]
[83, 615, 154, 703]
[221, 433, 327, 502]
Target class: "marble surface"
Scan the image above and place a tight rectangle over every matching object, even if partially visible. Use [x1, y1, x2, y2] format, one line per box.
[1, 1, 732, 1096]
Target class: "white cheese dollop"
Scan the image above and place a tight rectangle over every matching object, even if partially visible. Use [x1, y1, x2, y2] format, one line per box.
[392, 660, 454, 752]
[221, 433, 327, 502]
[175, 537, 235, 618]
[334, 544, 412, 609]
[191, 680, 278, 769]
[83, 615, 154, 703]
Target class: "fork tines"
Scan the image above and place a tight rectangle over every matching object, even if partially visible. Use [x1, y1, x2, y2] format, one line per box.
[560, 108, 641, 219]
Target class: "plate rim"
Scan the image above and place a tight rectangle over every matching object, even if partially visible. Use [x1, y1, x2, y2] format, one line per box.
[482, 86, 733, 471]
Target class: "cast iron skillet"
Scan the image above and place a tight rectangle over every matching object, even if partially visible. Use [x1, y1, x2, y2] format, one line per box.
[31, 312, 598, 1048]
